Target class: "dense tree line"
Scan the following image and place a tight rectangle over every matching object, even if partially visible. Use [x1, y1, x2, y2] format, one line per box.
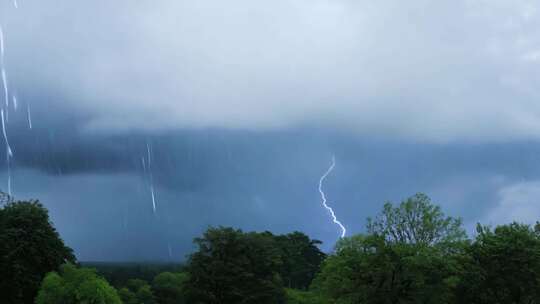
[312, 194, 540, 304]
[36, 264, 122, 304]
[82, 262, 185, 288]
[184, 228, 326, 303]
[2, 192, 540, 303]
[0, 198, 75, 304]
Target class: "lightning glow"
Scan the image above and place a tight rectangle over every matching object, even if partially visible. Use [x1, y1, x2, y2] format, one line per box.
[318, 156, 346, 238]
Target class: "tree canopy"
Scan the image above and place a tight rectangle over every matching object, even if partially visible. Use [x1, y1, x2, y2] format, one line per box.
[367, 193, 466, 246]
[36, 263, 122, 304]
[118, 278, 156, 304]
[185, 227, 286, 304]
[314, 234, 462, 304]
[314, 193, 467, 304]
[152, 272, 188, 304]
[3, 192, 540, 304]
[456, 223, 540, 303]
[274, 231, 326, 290]
[0, 199, 76, 304]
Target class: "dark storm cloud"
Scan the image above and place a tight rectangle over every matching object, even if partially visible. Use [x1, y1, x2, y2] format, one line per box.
[1, 0, 540, 260]
[5, 123, 540, 260]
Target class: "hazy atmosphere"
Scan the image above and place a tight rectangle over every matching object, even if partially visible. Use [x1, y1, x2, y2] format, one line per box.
[1, 0, 540, 261]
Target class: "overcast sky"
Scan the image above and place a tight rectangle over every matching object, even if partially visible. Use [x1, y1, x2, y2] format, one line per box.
[1, 0, 540, 261]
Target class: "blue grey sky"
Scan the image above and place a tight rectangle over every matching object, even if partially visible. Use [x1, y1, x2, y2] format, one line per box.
[0, 0, 540, 261]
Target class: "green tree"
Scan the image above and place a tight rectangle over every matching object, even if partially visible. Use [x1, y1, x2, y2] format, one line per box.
[33, 272, 66, 304]
[119, 287, 139, 304]
[311, 235, 375, 303]
[83, 262, 185, 288]
[367, 193, 466, 246]
[152, 272, 188, 304]
[313, 194, 466, 304]
[456, 223, 540, 303]
[185, 227, 285, 304]
[285, 288, 324, 304]
[274, 232, 326, 290]
[35, 263, 122, 304]
[0, 199, 76, 304]
[136, 285, 156, 304]
[118, 279, 156, 304]
[313, 235, 461, 304]
[127, 279, 149, 292]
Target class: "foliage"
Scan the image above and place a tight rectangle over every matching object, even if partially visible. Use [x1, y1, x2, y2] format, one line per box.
[83, 262, 185, 288]
[313, 194, 467, 304]
[35, 263, 122, 304]
[0, 200, 76, 304]
[119, 287, 139, 304]
[367, 193, 466, 246]
[456, 223, 540, 303]
[185, 226, 286, 304]
[126, 279, 150, 291]
[285, 288, 325, 304]
[136, 285, 155, 303]
[313, 234, 462, 304]
[7, 193, 540, 304]
[117, 278, 156, 304]
[152, 272, 188, 304]
[274, 232, 326, 290]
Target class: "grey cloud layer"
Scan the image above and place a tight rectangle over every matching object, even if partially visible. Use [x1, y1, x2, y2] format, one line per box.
[1, 0, 540, 261]
[1, 0, 539, 141]
[6, 127, 540, 260]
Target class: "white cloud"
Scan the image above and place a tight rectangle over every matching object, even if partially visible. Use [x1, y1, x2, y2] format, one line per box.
[484, 180, 540, 225]
[522, 50, 540, 62]
[1, 0, 540, 142]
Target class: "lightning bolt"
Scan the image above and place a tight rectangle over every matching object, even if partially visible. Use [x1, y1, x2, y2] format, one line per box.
[318, 156, 346, 238]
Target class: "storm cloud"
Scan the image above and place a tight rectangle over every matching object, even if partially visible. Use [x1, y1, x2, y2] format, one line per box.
[1, 0, 540, 141]
[0, 0, 540, 261]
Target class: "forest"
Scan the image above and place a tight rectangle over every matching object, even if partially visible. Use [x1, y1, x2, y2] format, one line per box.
[1, 192, 540, 304]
